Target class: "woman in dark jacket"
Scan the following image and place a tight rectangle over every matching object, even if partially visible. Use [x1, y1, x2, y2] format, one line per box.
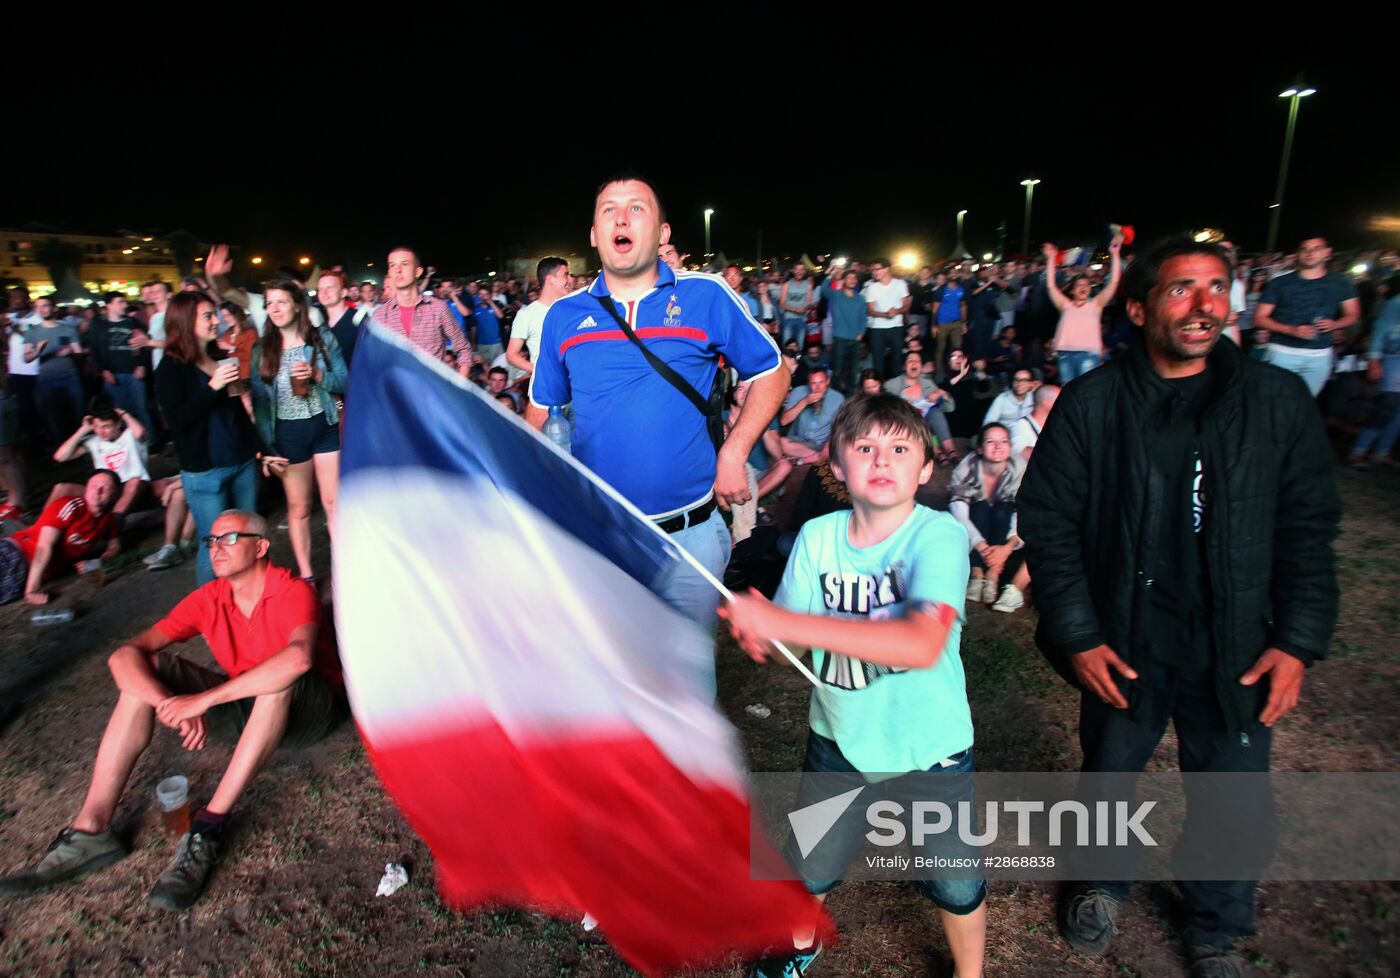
[153, 292, 259, 585]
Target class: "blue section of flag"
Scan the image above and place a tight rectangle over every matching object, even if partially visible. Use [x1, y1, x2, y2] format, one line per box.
[342, 325, 697, 611]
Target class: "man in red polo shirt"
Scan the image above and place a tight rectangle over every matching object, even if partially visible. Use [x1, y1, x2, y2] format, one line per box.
[0, 470, 120, 605]
[0, 510, 345, 911]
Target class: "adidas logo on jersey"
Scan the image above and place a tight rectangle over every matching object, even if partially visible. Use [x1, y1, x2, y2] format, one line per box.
[577, 315, 599, 330]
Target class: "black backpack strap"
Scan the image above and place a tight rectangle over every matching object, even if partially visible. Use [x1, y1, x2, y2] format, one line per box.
[593, 294, 715, 419]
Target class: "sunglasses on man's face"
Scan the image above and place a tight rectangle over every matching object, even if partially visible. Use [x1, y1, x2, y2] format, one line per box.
[202, 531, 265, 549]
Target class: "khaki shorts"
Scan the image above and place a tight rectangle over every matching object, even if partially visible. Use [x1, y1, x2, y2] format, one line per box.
[156, 652, 346, 750]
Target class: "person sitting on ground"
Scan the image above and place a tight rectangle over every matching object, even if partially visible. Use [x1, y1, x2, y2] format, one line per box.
[50, 398, 195, 570]
[1009, 383, 1061, 462]
[885, 350, 958, 465]
[778, 365, 845, 465]
[949, 423, 1031, 612]
[984, 326, 1022, 380]
[983, 368, 1039, 427]
[942, 350, 999, 449]
[0, 510, 346, 910]
[0, 470, 120, 605]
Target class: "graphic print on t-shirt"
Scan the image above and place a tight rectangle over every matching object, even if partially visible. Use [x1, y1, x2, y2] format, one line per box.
[817, 561, 910, 690]
[1191, 453, 1205, 533]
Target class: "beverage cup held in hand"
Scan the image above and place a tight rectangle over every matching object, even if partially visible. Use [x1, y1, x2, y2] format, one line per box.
[156, 776, 191, 837]
[290, 348, 313, 398]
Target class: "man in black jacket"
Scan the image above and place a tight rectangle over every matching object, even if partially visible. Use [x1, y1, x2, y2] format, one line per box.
[1019, 237, 1340, 978]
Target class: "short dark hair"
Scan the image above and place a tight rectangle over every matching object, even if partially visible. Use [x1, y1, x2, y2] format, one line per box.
[146, 279, 172, 295]
[87, 394, 119, 421]
[829, 392, 935, 464]
[488, 365, 508, 378]
[1122, 236, 1234, 305]
[981, 422, 1011, 441]
[595, 170, 667, 223]
[858, 368, 881, 386]
[103, 291, 125, 304]
[87, 469, 121, 492]
[537, 256, 569, 284]
[870, 257, 891, 270]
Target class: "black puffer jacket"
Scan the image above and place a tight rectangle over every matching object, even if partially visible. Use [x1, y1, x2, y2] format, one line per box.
[1018, 338, 1340, 735]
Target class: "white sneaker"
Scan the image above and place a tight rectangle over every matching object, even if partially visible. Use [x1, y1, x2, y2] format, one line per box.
[143, 543, 183, 570]
[991, 584, 1025, 613]
[965, 578, 985, 602]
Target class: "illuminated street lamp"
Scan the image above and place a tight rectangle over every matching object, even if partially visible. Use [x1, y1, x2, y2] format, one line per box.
[299, 256, 312, 266]
[896, 250, 919, 271]
[1020, 178, 1041, 254]
[954, 209, 970, 259]
[1265, 81, 1316, 253]
[251, 257, 264, 265]
[703, 208, 714, 258]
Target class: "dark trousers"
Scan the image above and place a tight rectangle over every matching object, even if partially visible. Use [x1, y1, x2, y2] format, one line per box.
[868, 328, 901, 382]
[35, 376, 83, 447]
[831, 338, 860, 393]
[7, 375, 40, 454]
[1079, 665, 1274, 947]
[967, 500, 1024, 576]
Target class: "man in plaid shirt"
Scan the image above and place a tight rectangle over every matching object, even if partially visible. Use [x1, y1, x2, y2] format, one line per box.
[371, 247, 473, 377]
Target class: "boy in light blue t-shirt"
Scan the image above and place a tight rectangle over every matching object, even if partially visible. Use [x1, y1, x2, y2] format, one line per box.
[722, 393, 982, 978]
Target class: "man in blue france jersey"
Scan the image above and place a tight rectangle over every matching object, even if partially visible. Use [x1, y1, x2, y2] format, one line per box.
[526, 174, 790, 685]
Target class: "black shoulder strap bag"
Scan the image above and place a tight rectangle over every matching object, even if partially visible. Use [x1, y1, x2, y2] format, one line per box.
[593, 294, 725, 452]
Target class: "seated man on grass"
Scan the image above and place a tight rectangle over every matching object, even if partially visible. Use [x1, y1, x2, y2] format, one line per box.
[50, 397, 194, 570]
[0, 469, 120, 605]
[0, 510, 345, 911]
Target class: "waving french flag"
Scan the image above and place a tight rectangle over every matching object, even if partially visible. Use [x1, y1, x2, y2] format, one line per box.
[335, 326, 827, 975]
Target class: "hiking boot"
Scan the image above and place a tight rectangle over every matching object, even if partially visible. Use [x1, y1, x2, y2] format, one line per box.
[1187, 942, 1246, 978]
[143, 543, 183, 570]
[0, 827, 128, 895]
[1058, 884, 1122, 956]
[991, 583, 1025, 613]
[148, 831, 221, 911]
[745, 940, 824, 977]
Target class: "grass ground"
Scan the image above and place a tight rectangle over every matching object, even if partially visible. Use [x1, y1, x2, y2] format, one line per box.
[0, 452, 1395, 977]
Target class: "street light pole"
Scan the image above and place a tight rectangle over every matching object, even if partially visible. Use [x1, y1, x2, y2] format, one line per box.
[955, 209, 968, 258]
[1265, 83, 1316, 254]
[704, 208, 714, 262]
[1020, 178, 1041, 255]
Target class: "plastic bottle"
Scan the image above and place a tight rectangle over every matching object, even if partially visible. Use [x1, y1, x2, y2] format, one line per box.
[30, 608, 75, 627]
[542, 405, 572, 455]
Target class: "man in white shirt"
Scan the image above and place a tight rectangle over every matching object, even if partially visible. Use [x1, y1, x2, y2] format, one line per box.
[983, 369, 1039, 428]
[507, 257, 572, 378]
[1009, 383, 1059, 460]
[4, 290, 42, 457]
[861, 257, 911, 381]
[140, 280, 172, 370]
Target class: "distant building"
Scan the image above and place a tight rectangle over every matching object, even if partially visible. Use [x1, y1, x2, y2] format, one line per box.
[0, 228, 188, 298]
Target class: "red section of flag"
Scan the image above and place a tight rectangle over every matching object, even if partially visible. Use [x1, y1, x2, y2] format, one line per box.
[366, 719, 833, 976]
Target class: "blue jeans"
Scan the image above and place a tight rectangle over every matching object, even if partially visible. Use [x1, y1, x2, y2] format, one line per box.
[1352, 391, 1400, 457]
[786, 730, 987, 914]
[181, 461, 258, 585]
[656, 508, 731, 698]
[1263, 346, 1332, 397]
[1056, 350, 1103, 383]
[103, 372, 152, 431]
[781, 315, 807, 348]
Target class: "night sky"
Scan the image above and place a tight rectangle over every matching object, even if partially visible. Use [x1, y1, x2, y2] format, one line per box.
[20, 61, 1398, 277]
